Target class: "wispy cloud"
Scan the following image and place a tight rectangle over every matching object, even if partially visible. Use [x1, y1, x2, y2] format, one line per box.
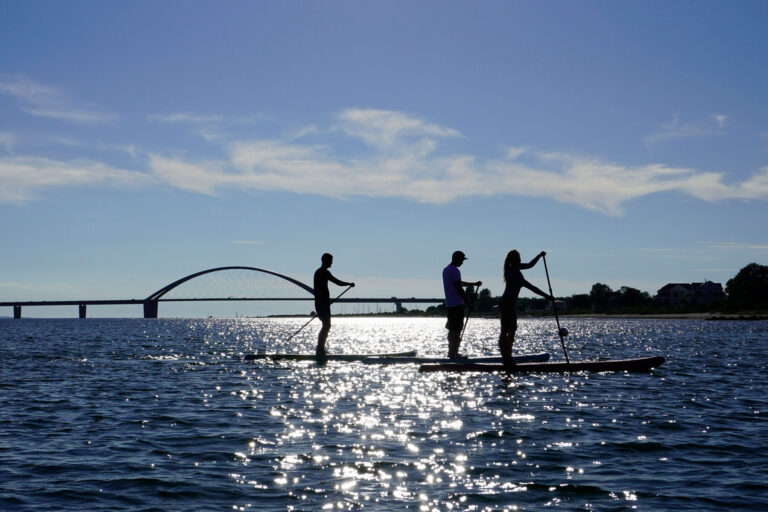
[232, 240, 263, 245]
[149, 112, 267, 143]
[149, 112, 224, 124]
[485, 153, 750, 215]
[0, 74, 116, 124]
[504, 146, 527, 160]
[639, 248, 682, 253]
[288, 124, 320, 140]
[0, 156, 153, 202]
[21, 133, 139, 158]
[714, 115, 727, 128]
[149, 111, 267, 131]
[644, 113, 727, 147]
[224, 136, 478, 203]
[638, 242, 768, 264]
[700, 241, 768, 251]
[336, 108, 461, 149]
[147, 154, 229, 196]
[732, 166, 768, 200]
[142, 108, 768, 215]
[0, 132, 16, 153]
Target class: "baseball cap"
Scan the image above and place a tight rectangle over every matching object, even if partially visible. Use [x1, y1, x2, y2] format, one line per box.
[452, 250, 467, 261]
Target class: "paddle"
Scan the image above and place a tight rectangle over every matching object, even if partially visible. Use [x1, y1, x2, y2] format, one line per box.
[285, 285, 353, 342]
[459, 285, 477, 342]
[542, 254, 570, 364]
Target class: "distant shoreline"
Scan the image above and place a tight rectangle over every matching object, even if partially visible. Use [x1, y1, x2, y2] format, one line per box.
[560, 313, 768, 321]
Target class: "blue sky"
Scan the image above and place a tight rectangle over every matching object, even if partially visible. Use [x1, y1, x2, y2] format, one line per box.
[2, 1, 767, 317]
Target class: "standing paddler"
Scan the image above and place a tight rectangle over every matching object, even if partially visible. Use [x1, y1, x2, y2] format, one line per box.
[314, 253, 355, 357]
[442, 250, 482, 360]
[498, 250, 553, 366]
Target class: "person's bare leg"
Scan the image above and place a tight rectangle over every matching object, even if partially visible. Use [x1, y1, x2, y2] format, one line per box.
[506, 318, 518, 366]
[499, 330, 511, 365]
[316, 318, 330, 356]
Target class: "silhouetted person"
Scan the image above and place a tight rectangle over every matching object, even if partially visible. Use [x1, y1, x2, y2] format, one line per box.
[314, 253, 355, 356]
[499, 250, 553, 366]
[443, 251, 482, 359]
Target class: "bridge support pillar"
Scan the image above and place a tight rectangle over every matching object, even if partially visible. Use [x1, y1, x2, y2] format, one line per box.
[79, 304, 87, 319]
[392, 298, 404, 314]
[143, 300, 158, 319]
[13, 305, 21, 319]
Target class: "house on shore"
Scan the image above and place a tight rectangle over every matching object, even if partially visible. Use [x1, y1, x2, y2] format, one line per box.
[653, 281, 726, 307]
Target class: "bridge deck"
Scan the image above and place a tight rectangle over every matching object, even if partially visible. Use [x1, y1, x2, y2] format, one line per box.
[0, 297, 444, 307]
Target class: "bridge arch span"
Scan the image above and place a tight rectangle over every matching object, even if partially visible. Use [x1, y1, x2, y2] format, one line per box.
[142, 266, 315, 318]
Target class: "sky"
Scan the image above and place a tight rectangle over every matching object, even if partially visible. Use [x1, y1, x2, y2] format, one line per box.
[1, 0, 767, 317]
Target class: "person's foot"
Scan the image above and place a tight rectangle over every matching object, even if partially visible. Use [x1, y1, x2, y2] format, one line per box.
[315, 349, 327, 357]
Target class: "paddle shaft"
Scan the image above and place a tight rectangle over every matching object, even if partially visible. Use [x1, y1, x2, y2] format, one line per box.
[543, 255, 570, 364]
[286, 285, 353, 342]
[459, 285, 477, 342]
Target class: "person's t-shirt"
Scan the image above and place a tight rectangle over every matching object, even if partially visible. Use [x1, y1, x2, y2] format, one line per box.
[314, 268, 331, 303]
[314, 267, 347, 304]
[442, 264, 463, 308]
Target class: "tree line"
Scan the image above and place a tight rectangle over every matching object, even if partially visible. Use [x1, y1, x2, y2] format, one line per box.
[420, 262, 768, 316]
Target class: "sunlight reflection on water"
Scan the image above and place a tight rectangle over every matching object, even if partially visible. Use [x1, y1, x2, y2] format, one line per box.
[217, 317, 766, 510]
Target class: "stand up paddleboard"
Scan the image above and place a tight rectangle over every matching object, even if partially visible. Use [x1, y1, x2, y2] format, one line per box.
[244, 350, 417, 362]
[418, 356, 665, 373]
[361, 352, 550, 365]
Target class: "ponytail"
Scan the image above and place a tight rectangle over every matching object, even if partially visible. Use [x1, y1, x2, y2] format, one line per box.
[503, 250, 520, 282]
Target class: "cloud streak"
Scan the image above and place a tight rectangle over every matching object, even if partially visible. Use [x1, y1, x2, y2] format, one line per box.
[701, 241, 768, 251]
[232, 240, 263, 245]
[336, 108, 461, 149]
[0, 156, 153, 202]
[0, 75, 116, 124]
[645, 113, 727, 147]
[0, 132, 16, 153]
[149, 112, 224, 124]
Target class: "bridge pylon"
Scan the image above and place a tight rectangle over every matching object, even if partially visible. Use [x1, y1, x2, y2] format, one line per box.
[143, 300, 158, 319]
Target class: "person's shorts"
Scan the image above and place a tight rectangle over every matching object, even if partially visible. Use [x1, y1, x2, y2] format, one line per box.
[445, 305, 465, 332]
[315, 301, 331, 321]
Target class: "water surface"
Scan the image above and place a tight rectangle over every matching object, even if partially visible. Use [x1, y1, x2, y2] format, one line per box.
[1, 317, 766, 510]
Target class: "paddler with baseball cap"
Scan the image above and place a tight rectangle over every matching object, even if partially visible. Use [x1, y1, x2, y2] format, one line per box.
[442, 250, 482, 360]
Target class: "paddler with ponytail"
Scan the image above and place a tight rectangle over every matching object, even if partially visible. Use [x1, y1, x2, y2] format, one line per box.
[499, 250, 554, 366]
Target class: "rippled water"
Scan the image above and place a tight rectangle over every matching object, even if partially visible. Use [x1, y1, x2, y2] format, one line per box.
[1, 317, 766, 511]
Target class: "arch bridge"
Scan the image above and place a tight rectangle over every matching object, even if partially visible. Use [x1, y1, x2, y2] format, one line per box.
[2, 266, 444, 318]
